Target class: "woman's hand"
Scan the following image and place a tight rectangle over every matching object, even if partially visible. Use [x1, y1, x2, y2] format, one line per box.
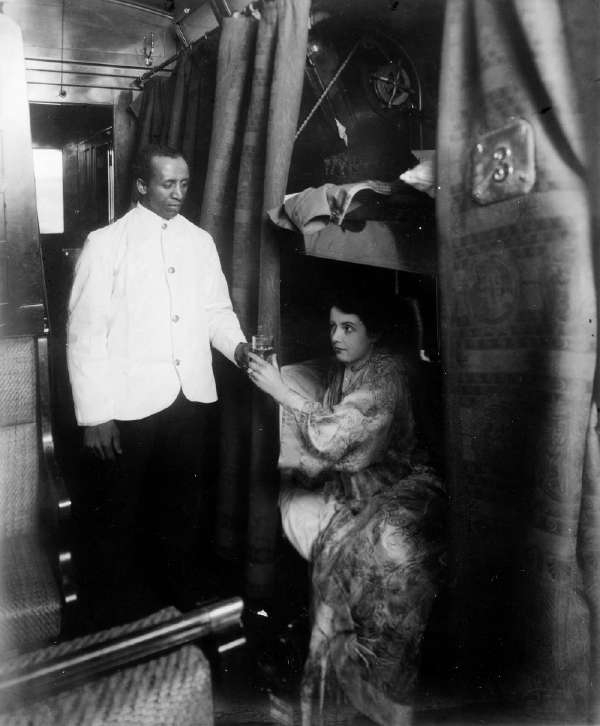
[247, 352, 290, 405]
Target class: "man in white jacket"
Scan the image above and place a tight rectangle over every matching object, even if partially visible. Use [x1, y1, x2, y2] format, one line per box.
[67, 144, 248, 626]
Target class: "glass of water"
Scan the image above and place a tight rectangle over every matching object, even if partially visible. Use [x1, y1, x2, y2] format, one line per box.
[251, 333, 274, 361]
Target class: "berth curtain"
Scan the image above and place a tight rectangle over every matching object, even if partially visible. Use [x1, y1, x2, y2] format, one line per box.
[133, 1, 309, 600]
[437, 0, 600, 721]
[200, 0, 310, 600]
[134, 37, 218, 220]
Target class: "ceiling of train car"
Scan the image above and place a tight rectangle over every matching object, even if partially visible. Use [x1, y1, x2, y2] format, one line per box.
[118, 0, 175, 13]
[312, 0, 445, 28]
[9, 0, 445, 107]
[134, 0, 446, 31]
[140, 0, 173, 7]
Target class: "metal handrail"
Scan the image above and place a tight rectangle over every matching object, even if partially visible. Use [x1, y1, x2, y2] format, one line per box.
[0, 597, 244, 711]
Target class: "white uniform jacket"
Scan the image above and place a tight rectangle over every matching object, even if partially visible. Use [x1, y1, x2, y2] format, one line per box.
[67, 203, 246, 426]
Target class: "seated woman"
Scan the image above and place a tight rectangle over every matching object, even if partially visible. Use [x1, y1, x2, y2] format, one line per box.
[247, 292, 446, 726]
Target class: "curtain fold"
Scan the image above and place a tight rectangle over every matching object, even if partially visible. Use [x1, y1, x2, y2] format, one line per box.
[437, 0, 600, 720]
[134, 40, 217, 220]
[134, 3, 311, 599]
[200, 0, 310, 600]
[200, 16, 259, 577]
[135, 76, 172, 149]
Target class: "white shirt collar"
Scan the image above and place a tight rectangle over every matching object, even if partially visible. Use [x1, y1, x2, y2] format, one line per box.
[136, 201, 180, 226]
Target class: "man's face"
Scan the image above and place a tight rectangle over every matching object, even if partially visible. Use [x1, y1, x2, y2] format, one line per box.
[137, 155, 189, 220]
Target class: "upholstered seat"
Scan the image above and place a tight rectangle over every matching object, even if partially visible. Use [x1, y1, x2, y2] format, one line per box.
[0, 536, 61, 655]
[0, 607, 215, 726]
[0, 335, 67, 654]
[0, 335, 243, 725]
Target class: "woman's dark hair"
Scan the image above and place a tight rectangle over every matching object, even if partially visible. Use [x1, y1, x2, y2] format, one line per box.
[132, 144, 186, 184]
[326, 287, 421, 354]
[327, 289, 389, 338]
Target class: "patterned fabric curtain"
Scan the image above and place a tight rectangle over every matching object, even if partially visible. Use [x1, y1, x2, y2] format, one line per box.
[437, 0, 600, 721]
[200, 0, 310, 600]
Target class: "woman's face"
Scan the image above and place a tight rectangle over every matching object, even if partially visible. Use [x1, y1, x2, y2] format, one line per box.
[329, 306, 376, 368]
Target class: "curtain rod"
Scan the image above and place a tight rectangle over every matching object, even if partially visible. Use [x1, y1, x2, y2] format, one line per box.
[135, 0, 239, 86]
[135, 24, 221, 86]
[26, 57, 164, 72]
[135, 47, 186, 86]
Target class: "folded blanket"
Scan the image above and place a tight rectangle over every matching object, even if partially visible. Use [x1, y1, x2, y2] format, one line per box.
[399, 152, 436, 198]
[267, 181, 393, 235]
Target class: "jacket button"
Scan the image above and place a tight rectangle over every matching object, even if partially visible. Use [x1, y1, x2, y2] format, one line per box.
[161, 222, 167, 230]
[174, 359, 181, 366]
[168, 266, 175, 274]
[172, 314, 180, 323]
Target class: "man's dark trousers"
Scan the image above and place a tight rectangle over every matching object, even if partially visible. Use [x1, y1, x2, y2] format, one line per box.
[77, 390, 217, 628]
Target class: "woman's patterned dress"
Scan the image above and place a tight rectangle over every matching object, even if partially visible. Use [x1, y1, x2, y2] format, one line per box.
[279, 352, 447, 725]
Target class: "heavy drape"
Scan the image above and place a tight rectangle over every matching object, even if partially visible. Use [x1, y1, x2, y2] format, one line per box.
[200, 0, 310, 600]
[132, 2, 309, 599]
[134, 37, 218, 220]
[437, 0, 600, 721]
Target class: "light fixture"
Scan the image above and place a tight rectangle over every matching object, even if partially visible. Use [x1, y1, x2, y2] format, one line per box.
[143, 32, 155, 67]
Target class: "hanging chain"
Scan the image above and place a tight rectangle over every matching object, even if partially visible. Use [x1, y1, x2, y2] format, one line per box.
[294, 39, 361, 142]
[59, 0, 67, 97]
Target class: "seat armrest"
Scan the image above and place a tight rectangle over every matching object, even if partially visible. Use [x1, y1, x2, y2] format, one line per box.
[0, 599, 244, 711]
[36, 336, 78, 614]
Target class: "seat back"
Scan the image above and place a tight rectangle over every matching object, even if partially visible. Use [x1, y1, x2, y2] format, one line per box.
[0, 337, 40, 536]
[0, 335, 66, 653]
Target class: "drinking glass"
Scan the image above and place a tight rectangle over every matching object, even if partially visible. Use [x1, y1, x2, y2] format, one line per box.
[251, 333, 274, 361]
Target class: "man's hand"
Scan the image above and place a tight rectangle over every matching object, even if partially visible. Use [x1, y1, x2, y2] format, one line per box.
[234, 341, 250, 370]
[84, 420, 122, 461]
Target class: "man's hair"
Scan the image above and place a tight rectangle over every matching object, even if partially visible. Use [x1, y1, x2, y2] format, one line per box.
[132, 144, 186, 184]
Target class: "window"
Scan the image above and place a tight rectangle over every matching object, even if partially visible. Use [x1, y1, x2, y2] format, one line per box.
[33, 148, 64, 234]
